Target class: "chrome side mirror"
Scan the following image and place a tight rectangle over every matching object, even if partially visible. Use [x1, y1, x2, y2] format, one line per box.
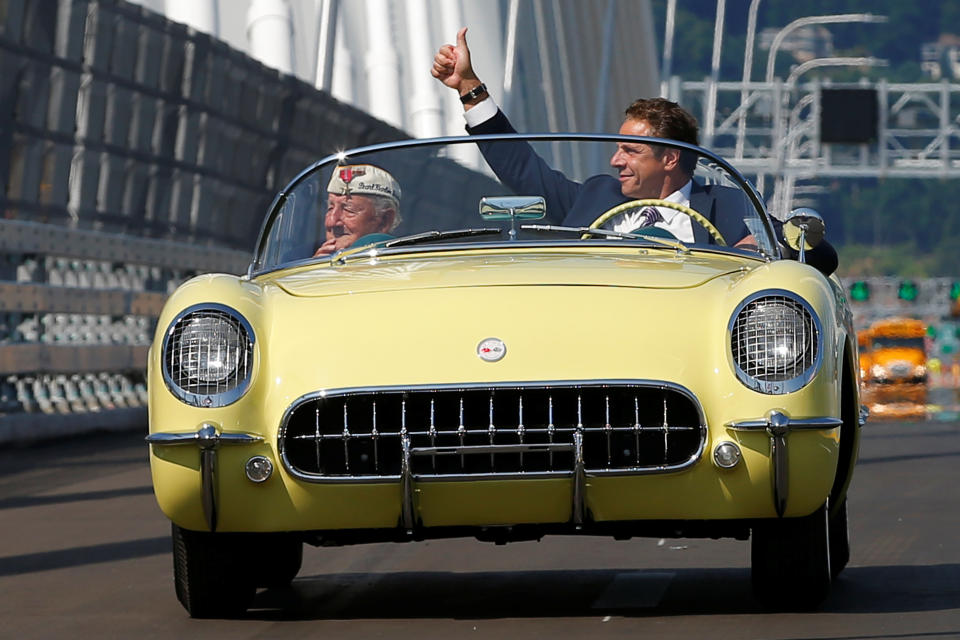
[480, 196, 546, 240]
[783, 207, 825, 263]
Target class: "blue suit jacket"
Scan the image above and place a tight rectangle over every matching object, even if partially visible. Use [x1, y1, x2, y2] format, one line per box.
[468, 109, 838, 274]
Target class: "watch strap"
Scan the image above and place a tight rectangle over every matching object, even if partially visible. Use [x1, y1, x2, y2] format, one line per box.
[459, 83, 488, 104]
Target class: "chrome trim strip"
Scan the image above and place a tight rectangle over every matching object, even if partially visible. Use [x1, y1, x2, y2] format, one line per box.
[316, 241, 768, 270]
[282, 379, 703, 403]
[276, 379, 708, 485]
[767, 412, 790, 518]
[726, 416, 842, 431]
[400, 433, 414, 532]
[727, 289, 824, 395]
[573, 430, 585, 527]
[291, 424, 697, 442]
[725, 411, 841, 517]
[146, 431, 264, 445]
[159, 303, 256, 408]
[285, 462, 711, 484]
[410, 443, 575, 456]
[201, 447, 217, 532]
[145, 432, 207, 445]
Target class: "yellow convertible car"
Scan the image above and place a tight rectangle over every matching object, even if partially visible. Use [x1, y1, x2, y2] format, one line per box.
[147, 134, 863, 617]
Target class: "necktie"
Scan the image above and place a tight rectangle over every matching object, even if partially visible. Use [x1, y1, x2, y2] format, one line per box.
[637, 206, 663, 228]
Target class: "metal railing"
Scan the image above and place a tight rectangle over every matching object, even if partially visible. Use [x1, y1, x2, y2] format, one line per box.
[0, 0, 408, 443]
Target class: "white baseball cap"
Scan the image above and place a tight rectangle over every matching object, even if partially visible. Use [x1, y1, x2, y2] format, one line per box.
[327, 164, 401, 206]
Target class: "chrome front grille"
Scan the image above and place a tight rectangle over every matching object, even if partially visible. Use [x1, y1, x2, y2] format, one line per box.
[279, 382, 705, 481]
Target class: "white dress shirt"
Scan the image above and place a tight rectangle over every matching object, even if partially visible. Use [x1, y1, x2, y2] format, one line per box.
[605, 180, 696, 242]
[463, 96, 500, 127]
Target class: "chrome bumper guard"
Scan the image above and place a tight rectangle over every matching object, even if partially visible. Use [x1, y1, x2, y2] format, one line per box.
[146, 423, 263, 532]
[403, 439, 585, 532]
[727, 411, 842, 517]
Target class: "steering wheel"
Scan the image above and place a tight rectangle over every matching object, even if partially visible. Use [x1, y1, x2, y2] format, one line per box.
[584, 199, 726, 246]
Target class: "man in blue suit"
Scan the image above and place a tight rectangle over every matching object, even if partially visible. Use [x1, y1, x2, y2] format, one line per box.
[431, 28, 838, 275]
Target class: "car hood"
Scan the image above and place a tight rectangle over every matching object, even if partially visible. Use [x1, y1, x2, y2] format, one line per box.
[155, 253, 838, 427]
[267, 251, 753, 298]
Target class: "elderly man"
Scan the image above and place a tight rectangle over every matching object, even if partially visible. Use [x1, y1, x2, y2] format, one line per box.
[315, 164, 402, 256]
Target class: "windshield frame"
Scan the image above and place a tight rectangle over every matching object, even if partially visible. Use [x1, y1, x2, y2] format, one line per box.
[248, 133, 780, 277]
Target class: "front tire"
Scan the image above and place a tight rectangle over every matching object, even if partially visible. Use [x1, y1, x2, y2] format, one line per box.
[829, 498, 850, 579]
[751, 503, 832, 611]
[172, 524, 256, 618]
[255, 535, 303, 588]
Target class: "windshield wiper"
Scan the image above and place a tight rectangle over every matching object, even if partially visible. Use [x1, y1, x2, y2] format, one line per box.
[384, 228, 503, 248]
[327, 228, 504, 265]
[521, 224, 689, 253]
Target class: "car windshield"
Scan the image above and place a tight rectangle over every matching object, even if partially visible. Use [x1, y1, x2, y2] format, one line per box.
[871, 336, 925, 350]
[252, 134, 777, 273]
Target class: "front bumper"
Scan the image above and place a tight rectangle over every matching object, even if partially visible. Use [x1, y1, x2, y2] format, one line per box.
[147, 406, 860, 533]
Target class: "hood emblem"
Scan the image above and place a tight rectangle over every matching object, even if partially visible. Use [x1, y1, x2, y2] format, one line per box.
[477, 337, 506, 362]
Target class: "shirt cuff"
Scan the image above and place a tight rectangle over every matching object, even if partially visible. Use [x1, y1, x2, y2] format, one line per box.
[464, 96, 499, 128]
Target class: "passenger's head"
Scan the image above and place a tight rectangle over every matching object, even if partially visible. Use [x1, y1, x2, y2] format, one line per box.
[319, 164, 401, 254]
[610, 98, 700, 199]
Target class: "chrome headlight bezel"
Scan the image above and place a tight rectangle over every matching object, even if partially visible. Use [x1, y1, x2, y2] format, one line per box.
[161, 303, 255, 407]
[728, 289, 822, 395]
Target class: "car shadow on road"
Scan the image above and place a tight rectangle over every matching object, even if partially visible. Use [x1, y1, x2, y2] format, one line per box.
[0, 536, 170, 577]
[247, 563, 960, 620]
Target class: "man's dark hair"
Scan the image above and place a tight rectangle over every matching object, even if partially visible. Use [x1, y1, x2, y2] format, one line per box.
[624, 97, 699, 144]
[624, 97, 700, 173]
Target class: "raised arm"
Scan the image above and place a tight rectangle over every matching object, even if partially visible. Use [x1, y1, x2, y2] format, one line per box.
[431, 27, 489, 110]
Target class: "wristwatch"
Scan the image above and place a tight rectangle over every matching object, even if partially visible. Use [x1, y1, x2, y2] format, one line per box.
[459, 83, 488, 104]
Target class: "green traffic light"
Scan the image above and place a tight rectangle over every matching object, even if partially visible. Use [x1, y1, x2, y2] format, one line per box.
[898, 280, 918, 302]
[850, 280, 870, 302]
[951, 282, 960, 301]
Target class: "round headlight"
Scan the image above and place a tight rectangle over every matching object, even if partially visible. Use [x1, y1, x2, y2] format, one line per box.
[178, 315, 244, 383]
[162, 304, 255, 407]
[730, 291, 821, 394]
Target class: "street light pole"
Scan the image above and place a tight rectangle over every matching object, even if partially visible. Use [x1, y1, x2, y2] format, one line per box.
[704, 0, 727, 147]
[765, 13, 887, 84]
[735, 0, 762, 160]
[660, 0, 677, 98]
[314, 0, 339, 90]
[785, 56, 888, 86]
